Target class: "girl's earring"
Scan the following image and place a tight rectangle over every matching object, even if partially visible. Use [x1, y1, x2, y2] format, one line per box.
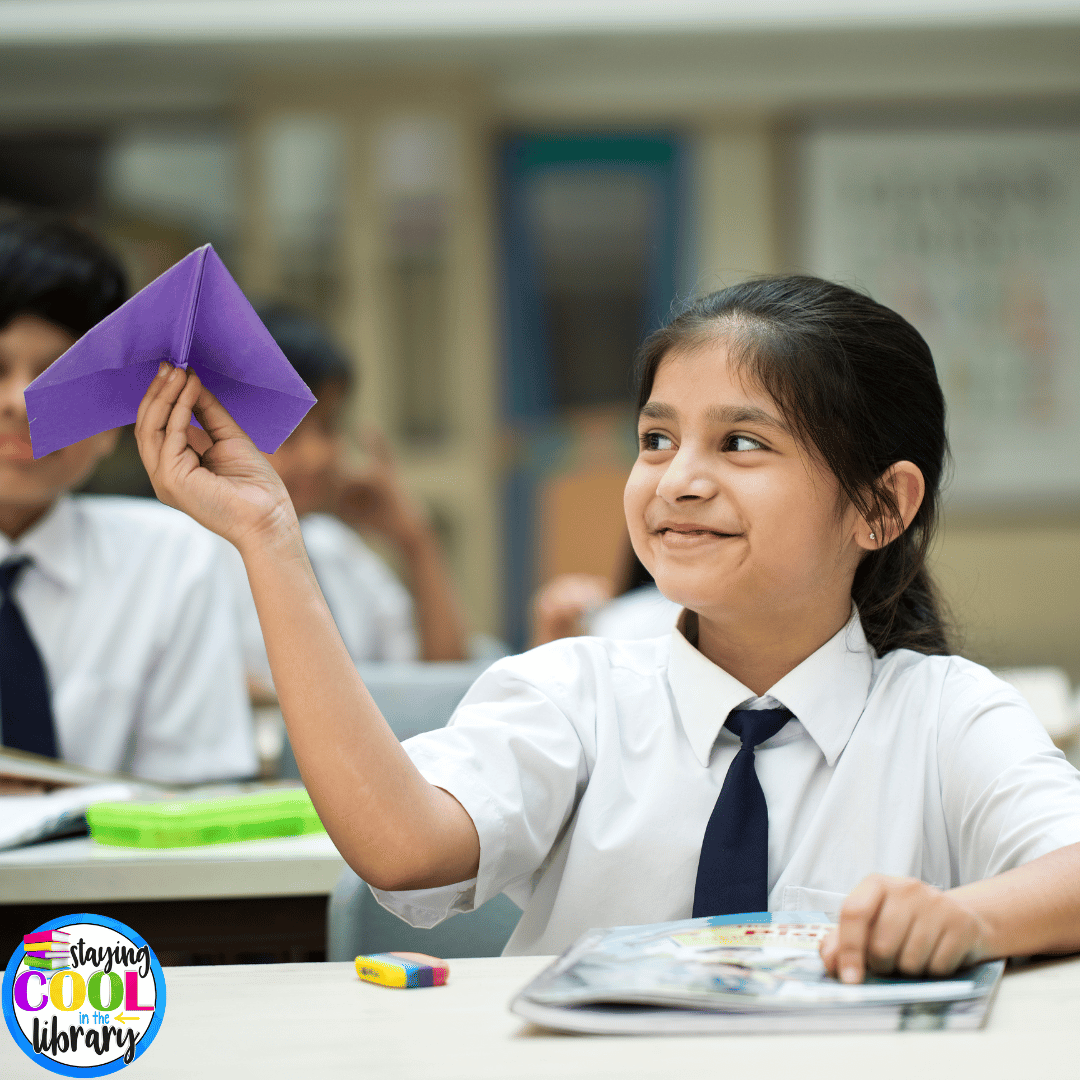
[869, 531, 876, 542]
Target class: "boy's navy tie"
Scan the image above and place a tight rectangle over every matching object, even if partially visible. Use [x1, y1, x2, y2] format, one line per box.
[0, 556, 58, 757]
[692, 706, 792, 918]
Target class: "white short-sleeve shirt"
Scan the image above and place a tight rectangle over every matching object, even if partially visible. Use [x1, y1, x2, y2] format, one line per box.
[0, 495, 257, 783]
[228, 513, 418, 690]
[372, 612, 1080, 955]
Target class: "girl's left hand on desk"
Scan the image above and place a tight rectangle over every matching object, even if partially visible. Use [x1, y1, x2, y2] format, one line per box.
[820, 873, 991, 984]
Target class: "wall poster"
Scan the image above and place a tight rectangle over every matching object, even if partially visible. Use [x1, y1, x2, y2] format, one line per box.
[800, 127, 1080, 508]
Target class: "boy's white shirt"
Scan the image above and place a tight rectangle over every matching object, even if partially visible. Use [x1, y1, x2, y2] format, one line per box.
[226, 512, 419, 690]
[585, 584, 682, 639]
[0, 494, 256, 783]
[372, 611, 1080, 956]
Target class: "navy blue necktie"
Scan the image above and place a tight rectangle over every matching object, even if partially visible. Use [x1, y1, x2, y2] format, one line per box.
[0, 556, 58, 758]
[692, 706, 792, 917]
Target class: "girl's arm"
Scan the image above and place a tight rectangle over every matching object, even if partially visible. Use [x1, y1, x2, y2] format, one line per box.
[135, 364, 480, 890]
[821, 842, 1080, 983]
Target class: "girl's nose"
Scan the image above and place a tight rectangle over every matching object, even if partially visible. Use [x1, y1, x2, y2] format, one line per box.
[655, 444, 718, 503]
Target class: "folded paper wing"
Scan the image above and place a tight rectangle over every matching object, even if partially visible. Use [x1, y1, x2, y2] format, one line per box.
[25, 244, 316, 457]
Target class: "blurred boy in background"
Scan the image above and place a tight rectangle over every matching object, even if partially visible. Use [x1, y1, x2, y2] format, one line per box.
[531, 542, 680, 647]
[233, 307, 468, 697]
[0, 214, 256, 781]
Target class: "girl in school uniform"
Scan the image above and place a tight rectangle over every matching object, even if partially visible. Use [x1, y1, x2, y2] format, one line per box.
[135, 275, 1080, 982]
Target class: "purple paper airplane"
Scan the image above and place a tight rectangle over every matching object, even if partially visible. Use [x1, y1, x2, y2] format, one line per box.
[24, 244, 316, 458]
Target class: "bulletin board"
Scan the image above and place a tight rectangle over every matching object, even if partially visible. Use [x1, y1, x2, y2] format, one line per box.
[799, 127, 1080, 509]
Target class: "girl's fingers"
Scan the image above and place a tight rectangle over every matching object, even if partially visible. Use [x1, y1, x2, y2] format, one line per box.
[135, 363, 187, 477]
[865, 881, 930, 973]
[827, 879, 987, 982]
[134, 362, 172, 433]
[927, 923, 970, 976]
[834, 875, 889, 983]
[893, 907, 942, 974]
[819, 928, 839, 969]
[165, 368, 202, 436]
[186, 424, 214, 456]
[190, 381, 248, 445]
[157, 370, 203, 478]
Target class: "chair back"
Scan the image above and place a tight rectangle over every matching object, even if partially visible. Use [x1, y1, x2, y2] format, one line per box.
[327, 868, 522, 961]
[279, 660, 490, 779]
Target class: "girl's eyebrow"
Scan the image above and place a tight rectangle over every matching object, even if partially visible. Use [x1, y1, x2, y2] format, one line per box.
[639, 400, 788, 432]
[639, 401, 678, 423]
[705, 404, 788, 432]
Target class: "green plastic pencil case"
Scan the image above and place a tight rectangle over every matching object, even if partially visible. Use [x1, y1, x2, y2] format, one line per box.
[85, 788, 326, 848]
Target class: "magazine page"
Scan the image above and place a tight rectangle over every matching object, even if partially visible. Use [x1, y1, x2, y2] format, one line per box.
[0, 782, 140, 850]
[512, 912, 1004, 1034]
[0, 746, 142, 791]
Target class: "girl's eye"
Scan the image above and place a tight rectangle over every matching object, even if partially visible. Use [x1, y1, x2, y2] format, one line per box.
[640, 431, 674, 452]
[727, 434, 765, 453]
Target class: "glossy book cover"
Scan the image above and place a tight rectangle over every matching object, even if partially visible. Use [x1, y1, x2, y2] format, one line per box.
[511, 912, 1004, 1035]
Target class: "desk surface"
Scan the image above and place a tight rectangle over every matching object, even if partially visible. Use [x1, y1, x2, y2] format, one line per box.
[3, 954, 1078, 1079]
[0, 833, 346, 903]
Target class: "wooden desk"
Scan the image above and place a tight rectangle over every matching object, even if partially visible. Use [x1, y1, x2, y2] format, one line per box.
[3, 954, 1079, 1079]
[0, 833, 345, 964]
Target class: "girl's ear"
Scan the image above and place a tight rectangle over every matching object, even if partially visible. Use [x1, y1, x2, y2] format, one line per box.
[855, 461, 925, 551]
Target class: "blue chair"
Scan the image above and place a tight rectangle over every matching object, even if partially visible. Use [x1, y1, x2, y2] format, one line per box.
[279, 660, 493, 779]
[282, 659, 522, 957]
[327, 868, 522, 961]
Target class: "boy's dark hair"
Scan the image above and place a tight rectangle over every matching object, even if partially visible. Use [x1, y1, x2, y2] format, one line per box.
[634, 274, 951, 657]
[0, 213, 128, 337]
[257, 305, 354, 395]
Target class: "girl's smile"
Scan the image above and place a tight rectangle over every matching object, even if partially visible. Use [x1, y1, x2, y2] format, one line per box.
[652, 520, 742, 549]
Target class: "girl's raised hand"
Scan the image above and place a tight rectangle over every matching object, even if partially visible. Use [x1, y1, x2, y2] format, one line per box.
[820, 874, 992, 983]
[135, 362, 296, 555]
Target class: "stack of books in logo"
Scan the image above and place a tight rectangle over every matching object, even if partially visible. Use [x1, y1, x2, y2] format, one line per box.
[22, 929, 71, 971]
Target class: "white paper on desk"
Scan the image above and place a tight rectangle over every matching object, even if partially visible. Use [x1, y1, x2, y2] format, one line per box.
[0, 783, 138, 850]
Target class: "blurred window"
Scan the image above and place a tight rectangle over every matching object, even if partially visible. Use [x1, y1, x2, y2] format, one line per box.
[376, 116, 458, 445]
[527, 168, 653, 409]
[260, 114, 345, 315]
[103, 127, 239, 255]
[498, 133, 685, 649]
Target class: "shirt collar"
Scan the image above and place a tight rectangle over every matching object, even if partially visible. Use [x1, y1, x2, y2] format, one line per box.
[0, 495, 82, 590]
[668, 609, 873, 768]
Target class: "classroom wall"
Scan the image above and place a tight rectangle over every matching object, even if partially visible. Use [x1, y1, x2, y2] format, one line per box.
[691, 115, 1080, 683]
[693, 121, 780, 288]
[934, 521, 1080, 681]
[233, 74, 503, 638]
[5, 21, 1074, 660]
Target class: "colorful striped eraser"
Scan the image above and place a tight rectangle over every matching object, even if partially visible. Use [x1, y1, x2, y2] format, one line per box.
[354, 951, 449, 989]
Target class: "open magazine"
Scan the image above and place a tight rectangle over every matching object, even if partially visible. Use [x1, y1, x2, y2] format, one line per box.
[0, 747, 305, 851]
[511, 912, 1005, 1035]
[0, 747, 154, 850]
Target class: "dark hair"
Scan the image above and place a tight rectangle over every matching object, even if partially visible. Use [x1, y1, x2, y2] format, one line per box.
[0, 213, 128, 337]
[634, 274, 950, 657]
[617, 542, 655, 596]
[257, 304, 354, 395]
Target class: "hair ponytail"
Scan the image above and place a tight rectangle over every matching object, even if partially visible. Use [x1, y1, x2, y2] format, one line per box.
[635, 275, 952, 656]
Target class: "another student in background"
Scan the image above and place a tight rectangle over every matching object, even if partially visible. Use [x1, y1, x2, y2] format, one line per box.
[234, 307, 468, 696]
[0, 214, 255, 781]
[531, 542, 681, 646]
